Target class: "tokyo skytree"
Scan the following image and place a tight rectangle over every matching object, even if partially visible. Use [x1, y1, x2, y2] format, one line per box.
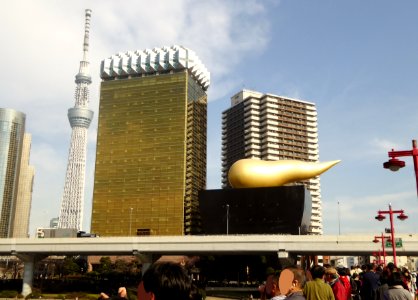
[58, 9, 93, 230]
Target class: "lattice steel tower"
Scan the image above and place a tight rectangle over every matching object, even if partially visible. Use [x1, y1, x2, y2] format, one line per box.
[58, 9, 93, 230]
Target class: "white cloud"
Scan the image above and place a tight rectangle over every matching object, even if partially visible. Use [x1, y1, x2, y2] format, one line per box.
[0, 0, 273, 235]
[323, 190, 417, 235]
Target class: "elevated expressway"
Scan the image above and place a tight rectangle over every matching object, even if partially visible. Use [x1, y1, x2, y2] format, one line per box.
[4, 234, 418, 296]
[2, 233, 418, 256]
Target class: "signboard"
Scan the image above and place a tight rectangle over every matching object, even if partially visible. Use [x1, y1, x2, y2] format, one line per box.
[385, 238, 403, 248]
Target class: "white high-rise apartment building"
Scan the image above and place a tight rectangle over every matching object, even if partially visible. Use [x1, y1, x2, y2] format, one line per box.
[221, 89, 322, 234]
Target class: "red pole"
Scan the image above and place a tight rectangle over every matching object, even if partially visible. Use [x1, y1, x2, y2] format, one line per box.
[412, 140, 418, 197]
[381, 233, 386, 265]
[389, 204, 397, 266]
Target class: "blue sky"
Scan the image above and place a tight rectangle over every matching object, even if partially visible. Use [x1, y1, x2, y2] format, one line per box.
[1, 0, 418, 237]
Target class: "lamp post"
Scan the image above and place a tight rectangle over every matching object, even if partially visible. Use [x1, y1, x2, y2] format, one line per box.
[372, 250, 382, 265]
[129, 207, 133, 236]
[373, 233, 391, 265]
[383, 139, 418, 197]
[226, 204, 229, 235]
[375, 203, 408, 266]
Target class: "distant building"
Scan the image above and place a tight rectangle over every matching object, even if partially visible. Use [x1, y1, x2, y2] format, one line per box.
[36, 228, 77, 238]
[12, 133, 35, 238]
[50, 217, 59, 229]
[221, 90, 322, 234]
[0, 108, 34, 238]
[91, 46, 209, 236]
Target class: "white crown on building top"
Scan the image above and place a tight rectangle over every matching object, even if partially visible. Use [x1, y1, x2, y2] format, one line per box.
[100, 45, 210, 90]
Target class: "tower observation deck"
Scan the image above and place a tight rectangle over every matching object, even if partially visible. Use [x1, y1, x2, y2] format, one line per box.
[58, 9, 93, 230]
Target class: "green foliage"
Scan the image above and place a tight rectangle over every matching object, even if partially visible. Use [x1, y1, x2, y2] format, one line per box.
[98, 256, 112, 273]
[114, 258, 129, 273]
[0, 290, 19, 297]
[62, 257, 81, 275]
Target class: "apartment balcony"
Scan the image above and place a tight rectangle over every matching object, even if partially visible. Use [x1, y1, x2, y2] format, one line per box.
[261, 101, 279, 109]
[307, 138, 318, 144]
[244, 120, 260, 128]
[263, 136, 279, 143]
[310, 230, 323, 235]
[244, 139, 261, 146]
[264, 154, 280, 160]
[307, 127, 318, 133]
[245, 132, 261, 139]
[243, 103, 260, 112]
[311, 202, 321, 209]
[244, 128, 260, 135]
[310, 215, 322, 223]
[245, 149, 261, 156]
[260, 119, 279, 127]
[244, 115, 260, 123]
[306, 115, 318, 122]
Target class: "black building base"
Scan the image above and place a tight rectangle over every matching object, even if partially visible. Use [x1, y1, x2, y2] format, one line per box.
[198, 185, 312, 235]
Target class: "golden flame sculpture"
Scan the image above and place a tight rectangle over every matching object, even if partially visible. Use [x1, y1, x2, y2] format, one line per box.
[228, 159, 341, 188]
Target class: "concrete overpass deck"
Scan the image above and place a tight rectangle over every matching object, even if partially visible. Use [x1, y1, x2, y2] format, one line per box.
[1, 233, 418, 256]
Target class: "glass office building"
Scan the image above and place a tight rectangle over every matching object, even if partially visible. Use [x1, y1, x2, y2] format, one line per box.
[91, 46, 209, 236]
[0, 108, 26, 237]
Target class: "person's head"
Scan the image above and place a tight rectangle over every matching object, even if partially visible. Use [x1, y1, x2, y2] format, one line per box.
[386, 262, 395, 273]
[337, 267, 347, 276]
[388, 272, 404, 287]
[365, 263, 374, 272]
[325, 267, 339, 282]
[287, 267, 306, 291]
[310, 265, 326, 280]
[139, 262, 191, 300]
[270, 272, 282, 297]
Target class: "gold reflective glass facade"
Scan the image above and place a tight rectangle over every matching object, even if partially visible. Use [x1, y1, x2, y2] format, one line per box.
[91, 70, 207, 236]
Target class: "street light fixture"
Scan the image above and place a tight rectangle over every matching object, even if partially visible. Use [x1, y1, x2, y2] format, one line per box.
[383, 139, 418, 197]
[375, 203, 408, 266]
[372, 233, 391, 265]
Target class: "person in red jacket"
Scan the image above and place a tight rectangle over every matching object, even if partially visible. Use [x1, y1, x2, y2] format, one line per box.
[337, 267, 352, 299]
[325, 267, 347, 300]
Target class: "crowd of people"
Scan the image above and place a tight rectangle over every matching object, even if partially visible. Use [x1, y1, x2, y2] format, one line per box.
[260, 262, 417, 300]
[102, 261, 417, 300]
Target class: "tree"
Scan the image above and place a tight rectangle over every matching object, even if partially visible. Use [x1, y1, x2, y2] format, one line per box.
[62, 257, 80, 275]
[98, 256, 112, 274]
[114, 259, 129, 273]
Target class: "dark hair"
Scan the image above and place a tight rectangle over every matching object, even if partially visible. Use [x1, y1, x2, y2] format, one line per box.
[388, 272, 404, 286]
[337, 268, 347, 276]
[142, 262, 192, 300]
[310, 265, 325, 280]
[288, 267, 307, 288]
[366, 263, 374, 271]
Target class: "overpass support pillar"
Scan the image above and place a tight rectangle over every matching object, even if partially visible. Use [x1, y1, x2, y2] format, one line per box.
[17, 254, 35, 297]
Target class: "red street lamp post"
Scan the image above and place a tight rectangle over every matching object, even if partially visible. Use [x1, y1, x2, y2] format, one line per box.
[375, 204, 408, 266]
[372, 251, 380, 265]
[383, 139, 418, 197]
[372, 250, 382, 265]
[373, 233, 391, 265]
